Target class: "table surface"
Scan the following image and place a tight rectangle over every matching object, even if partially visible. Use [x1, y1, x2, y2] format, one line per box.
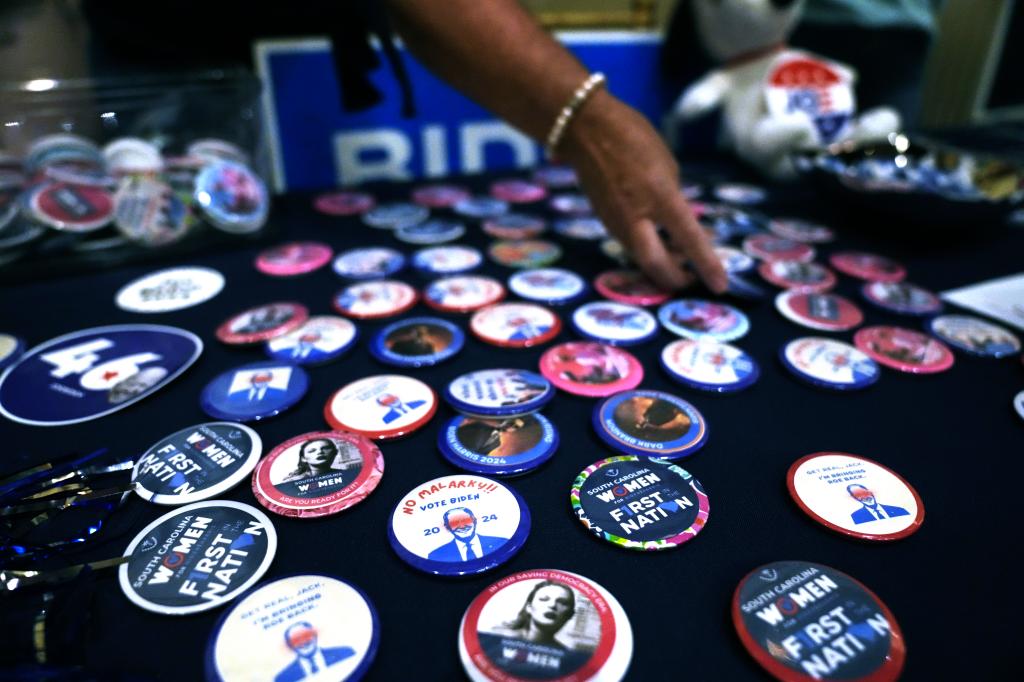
[1, 170, 1020, 681]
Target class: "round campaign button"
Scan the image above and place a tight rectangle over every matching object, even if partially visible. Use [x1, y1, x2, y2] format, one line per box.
[714, 182, 766, 205]
[103, 137, 162, 174]
[571, 301, 658, 346]
[776, 291, 864, 332]
[788, 452, 924, 542]
[444, 369, 554, 418]
[781, 337, 880, 391]
[362, 202, 428, 230]
[592, 390, 708, 460]
[696, 202, 767, 241]
[715, 246, 756, 274]
[370, 316, 465, 368]
[593, 270, 671, 307]
[553, 217, 608, 241]
[508, 268, 587, 305]
[324, 374, 437, 440]
[133, 422, 262, 505]
[395, 218, 466, 245]
[600, 238, 629, 265]
[201, 362, 309, 422]
[829, 251, 906, 282]
[113, 177, 192, 246]
[187, 139, 248, 165]
[216, 302, 309, 344]
[119, 501, 277, 615]
[459, 569, 633, 682]
[682, 182, 703, 200]
[549, 193, 592, 215]
[0, 325, 202, 427]
[388, 474, 530, 576]
[491, 179, 547, 203]
[488, 239, 563, 269]
[332, 246, 406, 280]
[194, 162, 269, 234]
[1015, 391, 1024, 422]
[454, 196, 509, 219]
[759, 260, 837, 293]
[732, 560, 906, 682]
[439, 413, 558, 477]
[314, 190, 375, 216]
[661, 338, 760, 393]
[658, 299, 750, 342]
[927, 314, 1021, 358]
[252, 431, 384, 518]
[470, 303, 562, 348]
[861, 281, 943, 316]
[30, 181, 114, 232]
[854, 326, 955, 374]
[539, 341, 644, 398]
[412, 183, 470, 208]
[769, 217, 836, 243]
[255, 241, 333, 276]
[742, 234, 815, 263]
[412, 245, 483, 276]
[332, 280, 418, 320]
[0, 333, 24, 371]
[115, 266, 224, 313]
[533, 165, 579, 188]
[206, 574, 379, 682]
[482, 213, 547, 240]
[571, 456, 709, 550]
[425, 276, 506, 313]
[265, 316, 358, 366]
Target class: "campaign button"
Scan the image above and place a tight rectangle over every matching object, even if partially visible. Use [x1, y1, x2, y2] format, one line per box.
[115, 266, 224, 313]
[412, 183, 470, 208]
[1015, 390, 1024, 422]
[742, 234, 815, 263]
[255, 241, 333, 276]
[470, 303, 561, 348]
[200, 362, 309, 422]
[265, 316, 357, 366]
[216, 303, 309, 344]
[113, 177, 192, 246]
[453, 196, 509, 219]
[133, 422, 262, 505]
[861, 281, 943, 316]
[780, 337, 880, 390]
[186, 139, 248, 165]
[490, 179, 548, 203]
[119, 501, 277, 615]
[439, 413, 558, 476]
[549, 193, 592, 215]
[444, 368, 554, 418]
[412, 245, 483, 276]
[853, 326, 954, 374]
[539, 341, 643, 398]
[775, 291, 864, 332]
[314, 190, 376, 216]
[533, 165, 579, 188]
[252, 431, 384, 518]
[593, 269, 671, 307]
[481, 213, 547, 240]
[713, 182, 766, 205]
[592, 390, 708, 460]
[661, 338, 760, 393]
[0, 324, 202, 426]
[324, 374, 437, 440]
[488, 239, 563, 268]
[658, 299, 750, 342]
[424, 276, 505, 313]
[370, 317, 465, 368]
[0, 333, 24, 371]
[788, 451, 924, 541]
[332, 280, 418, 320]
[332, 247, 406, 280]
[759, 260, 837, 293]
[194, 161, 268, 234]
[715, 246, 756, 274]
[507, 268, 586, 305]
[362, 202, 428, 230]
[387, 474, 530, 576]
[103, 137, 163, 174]
[927, 314, 1020, 358]
[769, 217, 835, 243]
[571, 301, 658, 346]
[395, 219, 466, 245]
[30, 181, 114, 232]
[553, 217, 608, 241]
[829, 251, 906, 282]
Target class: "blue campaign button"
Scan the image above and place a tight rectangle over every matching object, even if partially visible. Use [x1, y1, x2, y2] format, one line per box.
[0, 325, 202, 426]
[369, 317, 465, 368]
[332, 247, 407, 280]
[438, 413, 558, 476]
[200, 361, 309, 422]
[592, 389, 708, 460]
[194, 161, 269, 233]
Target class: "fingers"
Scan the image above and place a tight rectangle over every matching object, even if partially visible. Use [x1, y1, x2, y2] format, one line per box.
[626, 217, 694, 292]
[658, 192, 729, 294]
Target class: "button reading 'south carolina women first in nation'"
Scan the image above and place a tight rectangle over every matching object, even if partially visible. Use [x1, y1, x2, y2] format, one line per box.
[324, 374, 437, 440]
[388, 474, 530, 576]
[571, 456, 709, 551]
[252, 431, 384, 519]
[0, 325, 202, 426]
[732, 561, 906, 682]
[439, 413, 559, 477]
[788, 452, 924, 542]
[119, 501, 277, 615]
[445, 369, 554, 418]
[593, 390, 708, 460]
[133, 422, 262, 505]
[207, 574, 380, 682]
[459, 569, 633, 682]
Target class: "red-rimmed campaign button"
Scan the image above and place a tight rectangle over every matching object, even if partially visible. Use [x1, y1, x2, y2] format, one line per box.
[775, 291, 864, 332]
[411, 183, 471, 208]
[539, 341, 643, 397]
[470, 303, 561, 348]
[830, 251, 906, 282]
[424, 275, 506, 313]
[861, 281, 943, 316]
[593, 269, 672, 306]
[216, 302, 309, 344]
[488, 239, 563, 268]
[854, 325, 954, 374]
[255, 241, 333, 276]
[30, 181, 114, 232]
[324, 374, 437, 440]
[769, 217, 836, 243]
[759, 260, 837, 293]
[313, 190, 375, 216]
[742, 234, 815, 263]
[332, 280, 419, 320]
[252, 430, 384, 518]
[788, 452, 924, 542]
[481, 213, 547, 240]
[732, 560, 906, 682]
[490, 179, 548, 204]
[459, 569, 633, 682]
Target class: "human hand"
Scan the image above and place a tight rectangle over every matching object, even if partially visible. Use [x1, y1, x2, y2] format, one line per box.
[559, 90, 728, 294]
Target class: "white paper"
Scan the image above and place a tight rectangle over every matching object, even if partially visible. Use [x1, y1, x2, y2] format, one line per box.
[941, 273, 1024, 332]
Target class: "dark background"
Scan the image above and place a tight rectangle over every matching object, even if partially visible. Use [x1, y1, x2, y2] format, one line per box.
[1, 166, 1020, 680]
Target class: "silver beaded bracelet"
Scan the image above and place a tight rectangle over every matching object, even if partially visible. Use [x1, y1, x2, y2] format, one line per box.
[544, 72, 607, 158]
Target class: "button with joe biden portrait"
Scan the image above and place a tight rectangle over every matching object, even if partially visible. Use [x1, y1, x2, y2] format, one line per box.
[388, 474, 530, 576]
[787, 452, 924, 542]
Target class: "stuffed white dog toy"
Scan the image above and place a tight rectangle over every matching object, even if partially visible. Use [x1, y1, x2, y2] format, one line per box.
[672, 0, 901, 179]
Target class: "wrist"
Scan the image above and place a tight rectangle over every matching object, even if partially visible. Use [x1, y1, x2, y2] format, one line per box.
[556, 88, 625, 164]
